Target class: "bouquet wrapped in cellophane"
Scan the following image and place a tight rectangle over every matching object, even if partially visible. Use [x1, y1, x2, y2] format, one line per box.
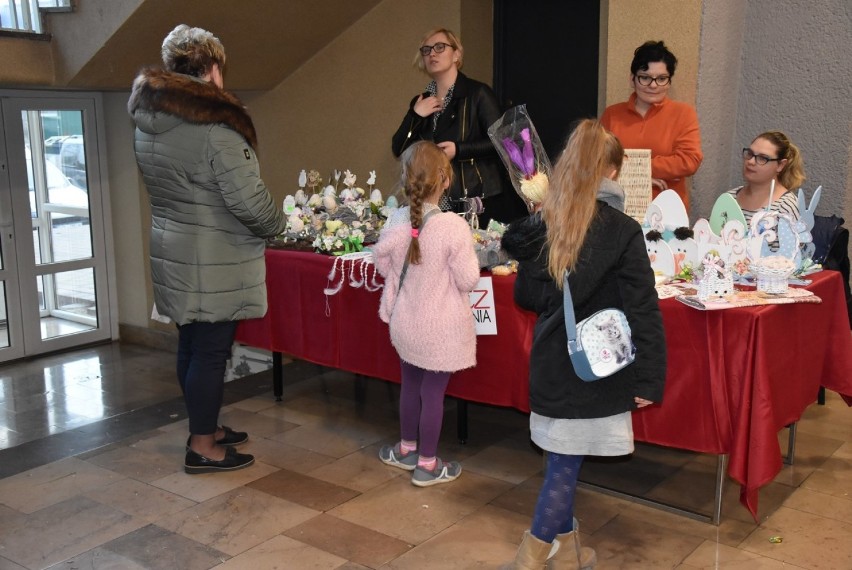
[488, 104, 552, 211]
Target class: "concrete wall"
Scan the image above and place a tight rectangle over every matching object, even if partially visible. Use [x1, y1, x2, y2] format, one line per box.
[0, 37, 54, 86]
[690, 0, 747, 220]
[695, 0, 851, 223]
[734, 0, 850, 221]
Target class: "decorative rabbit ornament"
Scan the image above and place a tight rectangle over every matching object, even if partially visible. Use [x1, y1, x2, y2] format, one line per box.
[794, 186, 821, 263]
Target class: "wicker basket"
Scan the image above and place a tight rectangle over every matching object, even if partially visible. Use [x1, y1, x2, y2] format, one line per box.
[753, 265, 794, 294]
[697, 271, 734, 301]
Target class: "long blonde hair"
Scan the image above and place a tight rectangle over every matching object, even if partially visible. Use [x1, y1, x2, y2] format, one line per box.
[400, 141, 453, 265]
[543, 119, 624, 285]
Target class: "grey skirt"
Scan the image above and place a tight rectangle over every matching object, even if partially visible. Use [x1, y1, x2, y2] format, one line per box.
[530, 411, 634, 456]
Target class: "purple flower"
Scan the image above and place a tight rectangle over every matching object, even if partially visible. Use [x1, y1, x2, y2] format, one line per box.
[502, 137, 525, 173]
[520, 128, 535, 177]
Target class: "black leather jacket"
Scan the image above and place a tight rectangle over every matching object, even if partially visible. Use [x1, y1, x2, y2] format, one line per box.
[391, 72, 507, 204]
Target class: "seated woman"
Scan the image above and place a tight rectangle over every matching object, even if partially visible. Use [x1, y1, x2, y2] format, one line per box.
[728, 130, 804, 229]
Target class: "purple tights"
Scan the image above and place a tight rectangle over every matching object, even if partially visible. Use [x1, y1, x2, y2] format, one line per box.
[399, 360, 451, 458]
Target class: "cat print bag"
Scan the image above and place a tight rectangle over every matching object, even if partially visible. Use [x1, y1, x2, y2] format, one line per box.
[563, 273, 636, 382]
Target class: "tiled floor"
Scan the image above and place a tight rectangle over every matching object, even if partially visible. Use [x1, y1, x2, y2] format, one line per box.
[1, 341, 851, 569]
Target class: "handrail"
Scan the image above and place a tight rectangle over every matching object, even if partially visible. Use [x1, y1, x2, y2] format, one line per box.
[0, 0, 71, 34]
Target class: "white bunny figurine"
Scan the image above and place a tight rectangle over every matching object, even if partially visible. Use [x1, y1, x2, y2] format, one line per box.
[795, 186, 821, 261]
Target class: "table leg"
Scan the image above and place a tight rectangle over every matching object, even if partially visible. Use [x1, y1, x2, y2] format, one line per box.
[457, 399, 468, 444]
[578, 452, 729, 526]
[712, 454, 728, 525]
[784, 423, 797, 465]
[273, 352, 283, 401]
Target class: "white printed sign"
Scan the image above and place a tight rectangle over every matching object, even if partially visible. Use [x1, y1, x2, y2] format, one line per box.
[469, 276, 498, 335]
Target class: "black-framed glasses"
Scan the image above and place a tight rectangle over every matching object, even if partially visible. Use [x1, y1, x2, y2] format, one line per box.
[635, 74, 671, 86]
[742, 148, 781, 166]
[419, 42, 451, 56]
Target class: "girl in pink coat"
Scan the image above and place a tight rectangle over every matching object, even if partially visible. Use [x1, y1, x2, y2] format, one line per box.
[372, 141, 480, 486]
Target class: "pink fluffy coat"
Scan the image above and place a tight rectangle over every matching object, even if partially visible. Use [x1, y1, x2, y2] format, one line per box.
[372, 211, 479, 372]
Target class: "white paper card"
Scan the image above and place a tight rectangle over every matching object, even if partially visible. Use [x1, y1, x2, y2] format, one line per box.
[470, 276, 498, 335]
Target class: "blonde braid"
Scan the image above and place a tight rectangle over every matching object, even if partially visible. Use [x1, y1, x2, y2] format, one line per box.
[399, 142, 449, 265]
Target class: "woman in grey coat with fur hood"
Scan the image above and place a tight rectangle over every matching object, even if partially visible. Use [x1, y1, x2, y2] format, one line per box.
[128, 24, 285, 475]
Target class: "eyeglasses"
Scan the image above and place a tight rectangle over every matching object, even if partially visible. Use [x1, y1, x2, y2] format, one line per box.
[742, 148, 781, 165]
[419, 42, 452, 56]
[635, 74, 671, 86]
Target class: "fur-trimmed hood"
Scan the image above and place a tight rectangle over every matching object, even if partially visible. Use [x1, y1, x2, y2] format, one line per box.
[128, 67, 257, 150]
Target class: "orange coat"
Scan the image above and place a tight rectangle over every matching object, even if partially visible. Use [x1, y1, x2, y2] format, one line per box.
[601, 93, 703, 211]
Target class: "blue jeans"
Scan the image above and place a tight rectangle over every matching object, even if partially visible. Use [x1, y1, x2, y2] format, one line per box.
[176, 321, 238, 435]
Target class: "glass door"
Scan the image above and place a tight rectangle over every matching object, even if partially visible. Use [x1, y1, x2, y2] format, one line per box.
[0, 94, 116, 362]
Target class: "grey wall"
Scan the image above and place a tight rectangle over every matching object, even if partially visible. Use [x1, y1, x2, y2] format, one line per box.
[692, 0, 746, 220]
[695, 0, 851, 224]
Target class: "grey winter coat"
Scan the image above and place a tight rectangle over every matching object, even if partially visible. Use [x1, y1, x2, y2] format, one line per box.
[128, 68, 285, 325]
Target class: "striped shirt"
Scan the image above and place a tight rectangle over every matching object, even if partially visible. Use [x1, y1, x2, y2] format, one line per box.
[727, 186, 800, 230]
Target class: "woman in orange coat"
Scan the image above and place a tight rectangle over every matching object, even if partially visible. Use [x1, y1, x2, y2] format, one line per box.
[601, 40, 703, 211]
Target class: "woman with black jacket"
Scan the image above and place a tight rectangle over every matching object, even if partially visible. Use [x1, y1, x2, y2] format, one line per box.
[500, 120, 666, 569]
[391, 28, 526, 227]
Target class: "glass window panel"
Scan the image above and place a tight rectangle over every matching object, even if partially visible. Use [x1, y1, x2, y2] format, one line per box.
[48, 215, 92, 262]
[23, 110, 92, 265]
[40, 268, 97, 340]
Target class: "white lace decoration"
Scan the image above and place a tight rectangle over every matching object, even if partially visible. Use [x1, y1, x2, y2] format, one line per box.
[323, 251, 384, 315]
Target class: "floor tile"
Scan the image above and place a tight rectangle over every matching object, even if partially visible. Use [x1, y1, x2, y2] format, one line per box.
[0, 456, 124, 513]
[48, 523, 229, 570]
[0, 495, 145, 569]
[156, 486, 319, 556]
[1, 341, 850, 569]
[329, 472, 497, 545]
[246, 467, 361, 511]
[83, 477, 196, 522]
[216, 534, 347, 569]
[680, 539, 807, 569]
[149, 460, 280, 503]
[584, 514, 706, 569]
[284, 513, 412, 568]
[739, 506, 852, 568]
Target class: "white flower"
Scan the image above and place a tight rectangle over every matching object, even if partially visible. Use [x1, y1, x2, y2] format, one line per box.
[294, 189, 307, 206]
[287, 214, 304, 233]
[307, 193, 323, 208]
[323, 195, 338, 212]
[370, 189, 383, 205]
[520, 172, 549, 204]
[343, 169, 356, 188]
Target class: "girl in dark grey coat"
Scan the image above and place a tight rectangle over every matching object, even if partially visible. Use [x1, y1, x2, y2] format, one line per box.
[500, 120, 666, 569]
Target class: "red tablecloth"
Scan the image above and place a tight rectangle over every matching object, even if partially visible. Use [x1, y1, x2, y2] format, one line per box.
[237, 249, 852, 520]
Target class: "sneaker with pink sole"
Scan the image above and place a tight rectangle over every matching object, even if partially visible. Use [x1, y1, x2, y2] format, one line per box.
[411, 458, 462, 487]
